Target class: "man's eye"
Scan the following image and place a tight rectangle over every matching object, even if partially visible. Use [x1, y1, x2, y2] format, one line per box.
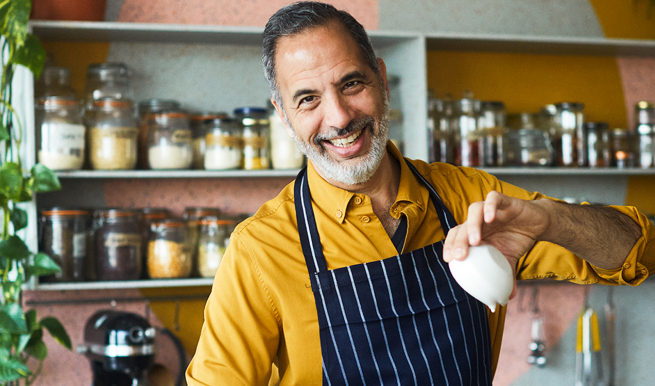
[300, 96, 315, 105]
[344, 81, 360, 89]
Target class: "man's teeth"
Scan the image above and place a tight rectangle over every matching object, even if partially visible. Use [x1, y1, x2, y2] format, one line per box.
[329, 130, 362, 147]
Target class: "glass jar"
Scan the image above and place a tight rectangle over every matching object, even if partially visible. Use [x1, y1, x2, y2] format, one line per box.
[36, 96, 86, 170]
[83, 63, 131, 117]
[234, 107, 270, 170]
[478, 101, 506, 166]
[34, 66, 77, 99]
[429, 97, 455, 164]
[183, 207, 221, 269]
[88, 98, 138, 170]
[269, 105, 305, 169]
[139, 208, 172, 277]
[634, 101, 655, 169]
[611, 128, 637, 168]
[39, 208, 91, 282]
[553, 102, 585, 167]
[454, 93, 481, 167]
[148, 111, 193, 170]
[585, 122, 611, 168]
[147, 218, 192, 279]
[204, 117, 242, 170]
[94, 209, 143, 281]
[191, 112, 226, 169]
[196, 217, 235, 278]
[504, 128, 553, 167]
[138, 99, 181, 169]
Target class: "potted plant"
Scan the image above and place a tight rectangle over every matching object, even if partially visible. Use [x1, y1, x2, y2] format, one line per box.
[0, 0, 71, 385]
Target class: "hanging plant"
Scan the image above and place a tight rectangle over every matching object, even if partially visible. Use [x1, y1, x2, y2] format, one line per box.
[0, 0, 71, 385]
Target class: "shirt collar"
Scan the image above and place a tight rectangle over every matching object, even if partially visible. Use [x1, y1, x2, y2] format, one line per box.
[305, 141, 427, 224]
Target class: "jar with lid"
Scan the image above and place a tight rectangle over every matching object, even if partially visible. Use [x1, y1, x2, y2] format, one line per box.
[234, 107, 270, 170]
[183, 207, 221, 268]
[504, 128, 553, 167]
[553, 102, 585, 167]
[585, 122, 611, 168]
[83, 63, 131, 118]
[39, 208, 91, 282]
[148, 110, 193, 169]
[478, 101, 506, 166]
[204, 117, 242, 170]
[611, 128, 637, 168]
[138, 99, 181, 169]
[34, 66, 77, 99]
[36, 96, 86, 170]
[191, 112, 226, 169]
[196, 217, 235, 278]
[634, 101, 655, 168]
[139, 208, 172, 277]
[269, 103, 305, 169]
[428, 97, 455, 164]
[94, 209, 143, 281]
[88, 98, 138, 170]
[453, 93, 482, 167]
[147, 218, 192, 279]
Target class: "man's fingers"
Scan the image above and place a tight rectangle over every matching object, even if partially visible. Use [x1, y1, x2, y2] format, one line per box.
[484, 191, 502, 223]
[466, 201, 484, 246]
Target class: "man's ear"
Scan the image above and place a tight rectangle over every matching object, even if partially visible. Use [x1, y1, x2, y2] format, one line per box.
[271, 98, 294, 138]
[377, 58, 390, 101]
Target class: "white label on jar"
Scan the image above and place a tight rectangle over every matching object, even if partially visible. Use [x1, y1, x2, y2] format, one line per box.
[104, 233, 142, 248]
[73, 232, 87, 258]
[42, 123, 85, 152]
[51, 225, 63, 256]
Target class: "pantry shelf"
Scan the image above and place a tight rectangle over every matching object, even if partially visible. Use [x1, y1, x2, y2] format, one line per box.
[54, 169, 302, 178]
[30, 277, 215, 291]
[480, 167, 655, 176]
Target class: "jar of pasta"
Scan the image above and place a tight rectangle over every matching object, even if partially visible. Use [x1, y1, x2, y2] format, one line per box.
[148, 111, 193, 169]
[88, 98, 138, 170]
[147, 218, 192, 279]
[36, 96, 86, 170]
[234, 107, 270, 170]
[204, 117, 242, 170]
[138, 99, 181, 169]
[197, 217, 234, 278]
[94, 209, 143, 281]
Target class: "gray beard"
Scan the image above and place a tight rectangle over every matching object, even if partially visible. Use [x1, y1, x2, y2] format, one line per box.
[285, 102, 390, 186]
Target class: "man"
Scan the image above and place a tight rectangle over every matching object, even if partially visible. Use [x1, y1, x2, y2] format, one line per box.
[187, 2, 655, 385]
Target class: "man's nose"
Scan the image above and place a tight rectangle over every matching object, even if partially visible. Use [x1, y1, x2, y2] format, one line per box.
[323, 94, 354, 130]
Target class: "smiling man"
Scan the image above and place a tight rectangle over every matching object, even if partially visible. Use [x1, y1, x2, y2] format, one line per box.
[186, 2, 655, 385]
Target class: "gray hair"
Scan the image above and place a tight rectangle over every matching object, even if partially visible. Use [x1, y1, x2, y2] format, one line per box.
[262, 1, 380, 111]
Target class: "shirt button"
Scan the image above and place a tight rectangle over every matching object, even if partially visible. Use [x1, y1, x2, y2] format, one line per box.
[355, 197, 362, 205]
[361, 216, 370, 223]
[623, 262, 631, 269]
[641, 269, 648, 275]
[336, 210, 343, 218]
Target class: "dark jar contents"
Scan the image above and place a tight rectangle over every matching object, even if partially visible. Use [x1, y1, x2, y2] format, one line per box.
[148, 219, 192, 279]
[94, 209, 143, 281]
[39, 208, 91, 282]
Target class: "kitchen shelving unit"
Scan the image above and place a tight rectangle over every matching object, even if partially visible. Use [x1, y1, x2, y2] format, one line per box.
[23, 20, 655, 290]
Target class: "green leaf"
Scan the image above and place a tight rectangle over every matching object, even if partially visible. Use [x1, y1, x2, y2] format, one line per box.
[0, 357, 31, 382]
[0, 121, 8, 141]
[0, 235, 31, 260]
[10, 206, 27, 231]
[18, 186, 32, 202]
[0, 347, 9, 360]
[25, 253, 61, 277]
[30, 164, 61, 193]
[0, 0, 30, 46]
[0, 162, 24, 200]
[40, 317, 71, 350]
[24, 338, 47, 360]
[24, 309, 37, 331]
[0, 304, 27, 333]
[12, 33, 46, 78]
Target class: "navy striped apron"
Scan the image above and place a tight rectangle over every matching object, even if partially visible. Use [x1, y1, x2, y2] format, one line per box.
[294, 162, 492, 385]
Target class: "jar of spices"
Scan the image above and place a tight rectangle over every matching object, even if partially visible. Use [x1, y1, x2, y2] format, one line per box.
[36, 96, 86, 170]
[454, 93, 481, 167]
[94, 209, 143, 281]
[148, 110, 193, 169]
[196, 217, 235, 278]
[553, 102, 585, 167]
[191, 112, 226, 169]
[634, 101, 655, 169]
[204, 116, 242, 170]
[611, 128, 637, 168]
[88, 98, 138, 170]
[478, 101, 506, 166]
[269, 104, 305, 169]
[39, 208, 91, 282]
[147, 218, 192, 279]
[83, 63, 131, 118]
[234, 107, 270, 170]
[138, 99, 181, 169]
[585, 122, 611, 168]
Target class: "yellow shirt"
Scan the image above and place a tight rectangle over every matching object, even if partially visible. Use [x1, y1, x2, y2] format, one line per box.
[187, 144, 655, 386]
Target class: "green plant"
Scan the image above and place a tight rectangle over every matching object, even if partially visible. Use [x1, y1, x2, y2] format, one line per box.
[0, 0, 71, 385]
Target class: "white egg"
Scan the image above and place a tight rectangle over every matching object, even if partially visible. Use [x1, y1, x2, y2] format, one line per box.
[448, 244, 514, 312]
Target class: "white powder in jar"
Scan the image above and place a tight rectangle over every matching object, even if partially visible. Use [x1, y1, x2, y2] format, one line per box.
[204, 147, 241, 170]
[89, 127, 138, 170]
[148, 144, 193, 169]
[38, 150, 84, 170]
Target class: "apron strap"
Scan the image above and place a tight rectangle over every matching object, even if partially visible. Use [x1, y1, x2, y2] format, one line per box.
[294, 167, 329, 274]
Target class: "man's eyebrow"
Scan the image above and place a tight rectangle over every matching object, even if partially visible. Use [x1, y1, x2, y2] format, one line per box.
[340, 71, 368, 84]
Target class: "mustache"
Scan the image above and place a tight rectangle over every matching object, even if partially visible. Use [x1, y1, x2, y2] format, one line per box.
[314, 116, 375, 145]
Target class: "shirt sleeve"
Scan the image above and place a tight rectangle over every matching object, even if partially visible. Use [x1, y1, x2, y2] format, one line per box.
[186, 234, 281, 386]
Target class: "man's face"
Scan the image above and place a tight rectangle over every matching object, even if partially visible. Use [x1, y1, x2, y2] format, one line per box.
[272, 22, 390, 187]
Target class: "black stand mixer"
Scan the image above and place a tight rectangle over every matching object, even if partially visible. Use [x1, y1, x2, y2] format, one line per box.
[77, 310, 186, 386]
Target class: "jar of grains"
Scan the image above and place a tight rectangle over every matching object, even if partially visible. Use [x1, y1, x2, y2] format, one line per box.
[234, 107, 270, 170]
[88, 98, 138, 170]
[148, 110, 193, 169]
[36, 96, 86, 170]
[39, 208, 91, 282]
[196, 217, 235, 278]
[139, 208, 172, 278]
[204, 117, 242, 170]
[191, 112, 227, 169]
[94, 209, 143, 281]
[147, 218, 192, 279]
[138, 99, 181, 169]
[183, 206, 221, 270]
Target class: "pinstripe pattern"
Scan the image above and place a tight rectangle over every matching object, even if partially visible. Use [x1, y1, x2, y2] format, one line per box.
[294, 162, 492, 386]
